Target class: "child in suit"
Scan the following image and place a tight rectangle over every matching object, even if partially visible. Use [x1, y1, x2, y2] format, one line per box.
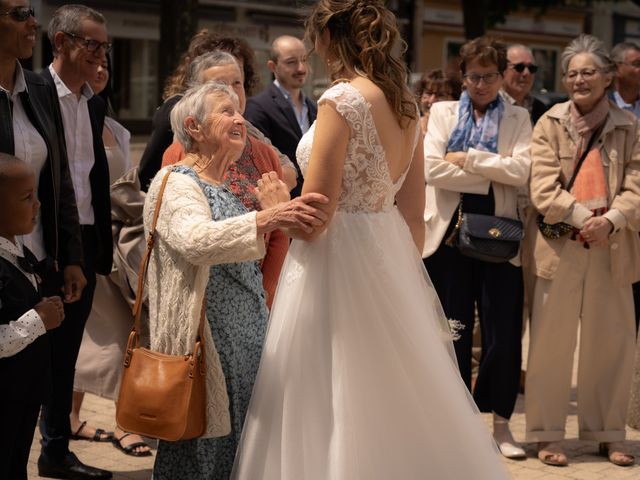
[0, 153, 65, 479]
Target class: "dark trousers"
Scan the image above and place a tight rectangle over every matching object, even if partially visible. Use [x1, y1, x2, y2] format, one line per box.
[424, 240, 524, 419]
[39, 227, 97, 461]
[0, 401, 40, 480]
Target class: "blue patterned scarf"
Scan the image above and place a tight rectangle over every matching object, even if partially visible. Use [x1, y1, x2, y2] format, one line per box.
[446, 91, 504, 154]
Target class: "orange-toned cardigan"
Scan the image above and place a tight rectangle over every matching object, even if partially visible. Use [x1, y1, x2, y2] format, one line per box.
[161, 136, 289, 308]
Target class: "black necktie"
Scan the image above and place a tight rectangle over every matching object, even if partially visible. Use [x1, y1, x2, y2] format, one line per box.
[0, 90, 15, 155]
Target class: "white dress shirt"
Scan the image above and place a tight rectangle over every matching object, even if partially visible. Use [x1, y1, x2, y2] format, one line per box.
[48, 64, 95, 225]
[1, 62, 48, 261]
[0, 237, 45, 359]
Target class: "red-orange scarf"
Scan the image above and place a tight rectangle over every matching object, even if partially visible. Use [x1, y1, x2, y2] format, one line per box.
[570, 96, 609, 215]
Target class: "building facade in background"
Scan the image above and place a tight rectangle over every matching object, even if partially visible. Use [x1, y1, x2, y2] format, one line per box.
[26, 0, 640, 132]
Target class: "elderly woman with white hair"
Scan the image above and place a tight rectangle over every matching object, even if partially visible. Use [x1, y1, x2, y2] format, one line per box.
[162, 51, 290, 308]
[524, 34, 640, 467]
[143, 82, 328, 480]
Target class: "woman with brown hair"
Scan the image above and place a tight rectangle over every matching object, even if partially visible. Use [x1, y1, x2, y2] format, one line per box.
[138, 29, 297, 191]
[415, 69, 462, 134]
[231, 1, 510, 479]
[422, 35, 532, 460]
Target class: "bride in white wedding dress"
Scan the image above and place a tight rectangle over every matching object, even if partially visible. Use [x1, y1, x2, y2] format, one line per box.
[232, 1, 511, 478]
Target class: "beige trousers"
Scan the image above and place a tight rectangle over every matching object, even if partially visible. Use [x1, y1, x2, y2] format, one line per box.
[525, 240, 635, 443]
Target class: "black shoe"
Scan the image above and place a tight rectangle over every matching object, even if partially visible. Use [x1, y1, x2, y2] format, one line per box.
[37, 452, 113, 479]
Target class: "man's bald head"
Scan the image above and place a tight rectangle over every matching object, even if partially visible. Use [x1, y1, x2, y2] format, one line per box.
[270, 35, 305, 63]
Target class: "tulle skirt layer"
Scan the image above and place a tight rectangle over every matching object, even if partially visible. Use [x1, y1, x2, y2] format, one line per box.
[232, 209, 510, 480]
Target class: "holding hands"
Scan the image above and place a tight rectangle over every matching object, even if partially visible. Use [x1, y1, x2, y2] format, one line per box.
[256, 172, 290, 209]
[35, 296, 65, 330]
[255, 173, 329, 236]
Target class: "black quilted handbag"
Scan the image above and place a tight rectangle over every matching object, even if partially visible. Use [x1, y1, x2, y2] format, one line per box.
[446, 198, 523, 263]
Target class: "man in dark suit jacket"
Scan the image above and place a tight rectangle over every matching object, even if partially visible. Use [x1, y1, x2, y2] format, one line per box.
[37, 5, 113, 479]
[245, 35, 317, 197]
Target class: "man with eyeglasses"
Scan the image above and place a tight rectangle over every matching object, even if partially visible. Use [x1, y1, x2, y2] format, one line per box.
[611, 41, 640, 118]
[500, 44, 548, 125]
[0, 2, 91, 478]
[38, 4, 113, 480]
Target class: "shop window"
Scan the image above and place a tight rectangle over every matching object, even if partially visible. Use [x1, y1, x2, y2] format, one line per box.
[111, 37, 159, 120]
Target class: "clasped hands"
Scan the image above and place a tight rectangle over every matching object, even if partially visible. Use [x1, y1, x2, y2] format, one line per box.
[579, 216, 613, 247]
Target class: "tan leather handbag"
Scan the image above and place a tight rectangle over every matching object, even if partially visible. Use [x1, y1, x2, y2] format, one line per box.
[116, 168, 207, 441]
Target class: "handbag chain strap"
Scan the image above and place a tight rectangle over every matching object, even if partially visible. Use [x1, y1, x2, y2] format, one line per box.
[131, 167, 206, 350]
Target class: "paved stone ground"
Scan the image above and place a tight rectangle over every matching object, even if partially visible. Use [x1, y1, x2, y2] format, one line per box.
[25, 139, 640, 478]
[26, 344, 640, 479]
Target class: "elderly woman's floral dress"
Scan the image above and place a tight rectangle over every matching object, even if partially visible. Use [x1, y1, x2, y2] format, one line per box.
[153, 166, 268, 480]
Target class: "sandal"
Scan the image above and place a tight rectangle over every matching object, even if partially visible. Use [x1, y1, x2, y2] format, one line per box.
[112, 433, 153, 457]
[599, 442, 635, 467]
[69, 421, 113, 442]
[537, 442, 568, 467]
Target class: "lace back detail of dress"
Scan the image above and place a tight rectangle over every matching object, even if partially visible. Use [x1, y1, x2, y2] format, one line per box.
[296, 83, 416, 213]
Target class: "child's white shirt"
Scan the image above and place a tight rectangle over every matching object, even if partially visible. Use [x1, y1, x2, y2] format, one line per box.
[0, 237, 45, 358]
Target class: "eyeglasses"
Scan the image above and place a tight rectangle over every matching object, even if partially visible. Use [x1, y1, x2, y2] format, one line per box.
[508, 62, 538, 74]
[463, 72, 501, 85]
[63, 31, 112, 54]
[617, 60, 640, 69]
[564, 68, 600, 83]
[0, 6, 35, 22]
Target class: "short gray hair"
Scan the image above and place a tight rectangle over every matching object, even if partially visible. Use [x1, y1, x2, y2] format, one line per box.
[507, 44, 534, 59]
[561, 34, 614, 73]
[48, 4, 107, 55]
[185, 51, 239, 89]
[611, 41, 640, 64]
[170, 82, 239, 152]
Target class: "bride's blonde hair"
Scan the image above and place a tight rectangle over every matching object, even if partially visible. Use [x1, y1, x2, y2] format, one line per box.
[305, 0, 416, 128]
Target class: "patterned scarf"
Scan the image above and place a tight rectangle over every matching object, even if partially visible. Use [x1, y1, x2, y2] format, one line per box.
[570, 96, 609, 214]
[446, 90, 504, 154]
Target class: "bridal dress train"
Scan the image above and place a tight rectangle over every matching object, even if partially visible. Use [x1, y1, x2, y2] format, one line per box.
[232, 83, 511, 480]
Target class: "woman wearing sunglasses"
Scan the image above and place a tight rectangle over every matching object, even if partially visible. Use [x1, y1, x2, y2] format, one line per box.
[524, 33, 640, 468]
[423, 35, 532, 460]
[0, 3, 87, 479]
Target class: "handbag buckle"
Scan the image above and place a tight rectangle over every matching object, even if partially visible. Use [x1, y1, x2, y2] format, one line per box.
[488, 228, 501, 238]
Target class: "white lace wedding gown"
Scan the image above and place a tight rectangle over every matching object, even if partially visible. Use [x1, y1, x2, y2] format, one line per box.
[231, 83, 511, 479]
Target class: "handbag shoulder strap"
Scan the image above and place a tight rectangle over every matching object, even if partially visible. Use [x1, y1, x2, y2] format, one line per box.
[131, 167, 206, 346]
[566, 122, 604, 192]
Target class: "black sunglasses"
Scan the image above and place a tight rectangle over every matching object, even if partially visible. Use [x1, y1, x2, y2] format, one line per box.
[0, 6, 35, 22]
[509, 62, 538, 74]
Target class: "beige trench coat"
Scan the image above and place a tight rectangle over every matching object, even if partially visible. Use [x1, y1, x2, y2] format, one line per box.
[525, 100, 640, 286]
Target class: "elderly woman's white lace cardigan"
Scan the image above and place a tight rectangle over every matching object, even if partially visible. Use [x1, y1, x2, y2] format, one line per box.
[143, 167, 266, 438]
